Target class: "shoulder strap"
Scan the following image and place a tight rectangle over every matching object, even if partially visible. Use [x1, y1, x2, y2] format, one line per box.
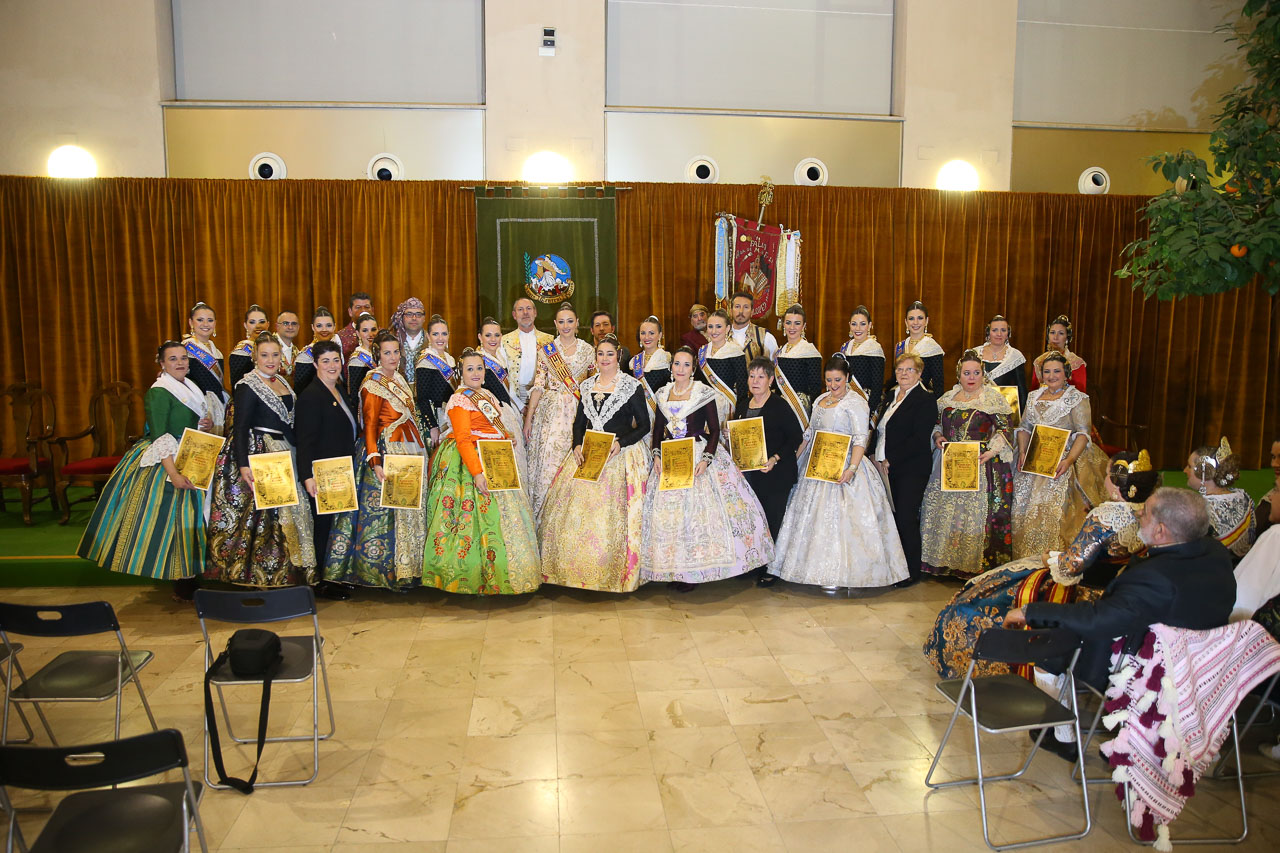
[204, 649, 276, 794]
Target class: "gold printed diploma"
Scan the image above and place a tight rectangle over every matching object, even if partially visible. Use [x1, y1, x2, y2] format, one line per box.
[247, 450, 299, 510]
[380, 453, 425, 509]
[658, 437, 696, 491]
[1022, 424, 1071, 478]
[804, 430, 852, 484]
[173, 427, 224, 490]
[312, 455, 358, 515]
[478, 440, 522, 491]
[728, 417, 768, 472]
[941, 441, 982, 492]
[998, 386, 1021, 423]
[574, 430, 615, 483]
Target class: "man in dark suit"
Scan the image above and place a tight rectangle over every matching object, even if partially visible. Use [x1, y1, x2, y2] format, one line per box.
[1005, 486, 1236, 759]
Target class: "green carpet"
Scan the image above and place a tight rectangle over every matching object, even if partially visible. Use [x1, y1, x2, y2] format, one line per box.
[1, 470, 1275, 588]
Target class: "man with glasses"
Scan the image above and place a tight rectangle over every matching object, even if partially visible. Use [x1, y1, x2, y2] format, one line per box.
[391, 297, 428, 383]
[275, 310, 301, 377]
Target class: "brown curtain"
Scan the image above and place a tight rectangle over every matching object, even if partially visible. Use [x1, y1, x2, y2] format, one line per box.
[1, 176, 1275, 468]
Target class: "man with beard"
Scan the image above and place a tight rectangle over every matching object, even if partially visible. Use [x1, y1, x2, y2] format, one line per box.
[391, 297, 428, 383]
[681, 303, 710, 351]
[728, 290, 777, 363]
[337, 291, 373, 361]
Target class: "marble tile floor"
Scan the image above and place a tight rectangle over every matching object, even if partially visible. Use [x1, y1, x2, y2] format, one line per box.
[2, 577, 1279, 852]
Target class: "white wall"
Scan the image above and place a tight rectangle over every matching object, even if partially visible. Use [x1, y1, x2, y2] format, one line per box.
[0, 0, 172, 177]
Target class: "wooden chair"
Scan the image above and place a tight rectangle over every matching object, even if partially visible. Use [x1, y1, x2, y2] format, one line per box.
[52, 381, 144, 525]
[1099, 414, 1149, 456]
[0, 384, 57, 526]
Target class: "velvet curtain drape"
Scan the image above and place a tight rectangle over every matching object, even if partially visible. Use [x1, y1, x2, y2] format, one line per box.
[1, 176, 1275, 468]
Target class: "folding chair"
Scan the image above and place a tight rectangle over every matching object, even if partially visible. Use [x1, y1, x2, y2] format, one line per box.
[0, 644, 37, 746]
[0, 601, 157, 746]
[924, 627, 1091, 851]
[1210, 671, 1280, 781]
[193, 587, 334, 788]
[0, 728, 208, 852]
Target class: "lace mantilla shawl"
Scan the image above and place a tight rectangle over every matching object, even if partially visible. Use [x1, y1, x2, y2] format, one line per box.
[841, 337, 884, 358]
[580, 373, 642, 431]
[236, 371, 294, 426]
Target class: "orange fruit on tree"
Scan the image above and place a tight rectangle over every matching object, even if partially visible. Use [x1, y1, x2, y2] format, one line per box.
[1230, 244, 1248, 258]
[1224, 181, 1239, 193]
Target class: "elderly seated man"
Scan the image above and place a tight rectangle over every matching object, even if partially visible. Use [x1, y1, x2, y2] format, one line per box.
[1004, 487, 1237, 761]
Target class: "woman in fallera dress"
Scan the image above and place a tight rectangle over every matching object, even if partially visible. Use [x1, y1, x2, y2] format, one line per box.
[523, 302, 595, 520]
[1031, 315, 1087, 390]
[895, 301, 946, 400]
[539, 335, 651, 592]
[734, 358, 803, 587]
[1187, 438, 1257, 559]
[773, 303, 824, 426]
[415, 314, 457, 445]
[773, 356, 908, 591]
[920, 350, 1016, 579]
[422, 349, 541, 595]
[292, 306, 338, 394]
[478, 316, 517, 408]
[182, 302, 227, 406]
[696, 309, 747, 424]
[836, 305, 885, 412]
[327, 331, 427, 589]
[924, 450, 1159, 679]
[976, 314, 1027, 416]
[345, 312, 378, 412]
[79, 341, 215, 601]
[631, 315, 671, 432]
[206, 332, 317, 587]
[1011, 352, 1110, 559]
[640, 347, 773, 591]
[228, 305, 270, 387]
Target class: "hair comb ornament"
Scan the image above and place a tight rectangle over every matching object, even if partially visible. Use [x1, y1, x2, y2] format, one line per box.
[1215, 436, 1232, 462]
[1127, 449, 1153, 474]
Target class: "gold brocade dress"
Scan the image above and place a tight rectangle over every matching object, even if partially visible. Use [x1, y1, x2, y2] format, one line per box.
[526, 338, 596, 520]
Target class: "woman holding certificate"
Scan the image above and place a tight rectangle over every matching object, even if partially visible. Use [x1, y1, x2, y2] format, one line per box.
[327, 331, 427, 589]
[919, 351, 1016, 579]
[773, 304, 824, 425]
[295, 339, 358, 600]
[79, 341, 215, 600]
[423, 349, 541, 595]
[772, 356, 908, 590]
[733, 358, 803, 587]
[641, 347, 773, 590]
[976, 315, 1027, 416]
[894, 301, 945, 400]
[415, 314, 458, 444]
[836, 305, 884, 413]
[539, 335, 651, 591]
[293, 307, 338, 394]
[523, 302, 596, 520]
[1011, 352, 1109, 559]
[924, 450, 1158, 679]
[345, 313, 379, 411]
[206, 332, 317, 588]
[696, 309, 748, 424]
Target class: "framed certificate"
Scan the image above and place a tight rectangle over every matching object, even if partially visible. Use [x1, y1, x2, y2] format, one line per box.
[804, 430, 852, 484]
[380, 453, 425, 509]
[658, 437, 696, 491]
[478, 439, 522, 491]
[173, 427, 224, 490]
[728, 417, 768, 472]
[247, 451, 299, 510]
[312, 455, 358, 515]
[941, 441, 981, 492]
[1021, 424, 1071, 478]
[573, 430, 615, 483]
[998, 386, 1021, 423]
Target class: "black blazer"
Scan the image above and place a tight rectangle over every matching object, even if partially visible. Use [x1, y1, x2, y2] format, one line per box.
[871, 383, 937, 484]
[733, 393, 803, 490]
[1026, 537, 1236, 688]
[294, 379, 359, 482]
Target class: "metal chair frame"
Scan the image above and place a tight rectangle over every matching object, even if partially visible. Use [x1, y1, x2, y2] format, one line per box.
[193, 587, 334, 789]
[0, 602, 157, 747]
[924, 628, 1092, 851]
[1210, 671, 1280, 781]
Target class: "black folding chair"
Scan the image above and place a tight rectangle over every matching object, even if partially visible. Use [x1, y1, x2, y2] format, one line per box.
[0, 728, 207, 852]
[924, 627, 1091, 850]
[0, 645, 36, 745]
[193, 587, 334, 788]
[0, 602, 157, 746]
[1210, 671, 1280, 781]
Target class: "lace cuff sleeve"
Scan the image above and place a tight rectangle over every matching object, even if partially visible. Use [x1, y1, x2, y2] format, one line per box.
[139, 433, 180, 469]
[989, 431, 1014, 463]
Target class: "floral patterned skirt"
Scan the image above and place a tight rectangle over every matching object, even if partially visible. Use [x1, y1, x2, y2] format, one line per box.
[920, 457, 1014, 579]
[527, 389, 579, 522]
[421, 438, 541, 595]
[326, 440, 427, 589]
[205, 433, 316, 587]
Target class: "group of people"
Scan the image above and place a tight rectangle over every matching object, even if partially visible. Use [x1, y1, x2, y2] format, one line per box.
[77, 293, 1274, 639]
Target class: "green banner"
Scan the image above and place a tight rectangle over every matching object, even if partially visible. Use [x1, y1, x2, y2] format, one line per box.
[475, 187, 618, 335]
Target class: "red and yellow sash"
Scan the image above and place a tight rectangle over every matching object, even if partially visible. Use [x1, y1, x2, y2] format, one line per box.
[543, 342, 589, 400]
[1218, 508, 1255, 550]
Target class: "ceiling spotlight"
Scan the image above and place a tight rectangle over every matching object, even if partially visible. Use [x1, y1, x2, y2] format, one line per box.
[936, 160, 979, 191]
[522, 151, 573, 184]
[685, 156, 719, 183]
[249, 152, 286, 180]
[367, 153, 404, 181]
[793, 158, 828, 186]
[47, 145, 97, 178]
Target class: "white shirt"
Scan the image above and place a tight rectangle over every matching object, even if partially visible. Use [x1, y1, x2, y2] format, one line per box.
[518, 328, 539, 387]
[875, 381, 920, 463]
[403, 331, 424, 350]
[730, 324, 778, 357]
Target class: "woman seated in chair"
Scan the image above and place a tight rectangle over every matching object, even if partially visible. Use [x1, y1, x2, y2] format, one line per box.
[924, 450, 1159, 679]
[79, 341, 215, 601]
[1186, 438, 1257, 560]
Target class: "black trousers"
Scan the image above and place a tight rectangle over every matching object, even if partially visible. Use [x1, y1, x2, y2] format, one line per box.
[889, 469, 929, 579]
[312, 509, 333, 578]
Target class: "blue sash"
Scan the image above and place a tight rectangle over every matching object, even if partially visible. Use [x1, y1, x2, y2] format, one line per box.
[419, 350, 455, 380]
[697, 343, 709, 369]
[184, 340, 218, 371]
[351, 349, 374, 369]
[482, 352, 508, 382]
[630, 353, 645, 378]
